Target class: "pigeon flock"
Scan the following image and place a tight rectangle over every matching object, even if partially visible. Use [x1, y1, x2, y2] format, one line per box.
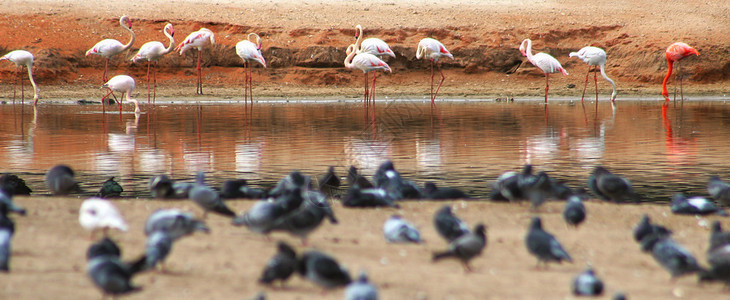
[0, 161, 729, 298]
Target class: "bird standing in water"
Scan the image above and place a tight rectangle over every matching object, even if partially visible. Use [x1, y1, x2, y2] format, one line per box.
[175, 28, 215, 95]
[519, 39, 568, 104]
[86, 15, 135, 83]
[416, 38, 454, 104]
[0, 50, 40, 105]
[662, 42, 699, 103]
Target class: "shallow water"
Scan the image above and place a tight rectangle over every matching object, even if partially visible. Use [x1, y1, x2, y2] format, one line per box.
[1, 99, 730, 201]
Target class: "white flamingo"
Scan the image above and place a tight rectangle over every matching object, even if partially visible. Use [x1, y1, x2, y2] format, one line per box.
[79, 197, 128, 240]
[354, 25, 395, 104]
[416, 38, 454, 104]
[235, 33, 267, 104]
[344, 44, 391, 105]
[1, 50, 39, 105]
[175, 28, 215, 95]
[569, 46, 617, 103]
[86, 15, 135, 83]
[131, 23, 175, 104]
[519, 39, 569, 103]
[101, 75, 140, 113]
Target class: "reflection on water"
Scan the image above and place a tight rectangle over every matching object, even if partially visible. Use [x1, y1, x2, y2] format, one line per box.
[1, 100, 730, 202]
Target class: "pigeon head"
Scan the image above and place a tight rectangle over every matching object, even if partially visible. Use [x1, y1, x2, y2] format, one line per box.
[356, 271, 370, 283]
[529, 217, 543, 230]
[87, 237, 121, 260]
[712, 221, 722, 234]
[277, 241, 297, 258]
[195, 172, 206, 185]
[474, 223, 487, 238]
[438, 205, 452, 215]
[591, 166, 610, 176]
[521, 164, 533, 175]
[424, 182, 438, 194]
[378, 161, 395, 172]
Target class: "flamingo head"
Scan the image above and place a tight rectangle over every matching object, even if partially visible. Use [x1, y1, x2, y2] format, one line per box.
[346, 44, 356, 56]
[120, 15, 132, 29]
[165, 24, 175, 37]
[354, 25, 363, 40]
[518, 40, 528, 57]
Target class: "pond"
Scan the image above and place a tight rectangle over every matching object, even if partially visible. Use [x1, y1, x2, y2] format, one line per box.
[1, 99, 730, 202]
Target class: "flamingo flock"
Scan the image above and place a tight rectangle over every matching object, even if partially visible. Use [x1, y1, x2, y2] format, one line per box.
[0, 16, 703, 112]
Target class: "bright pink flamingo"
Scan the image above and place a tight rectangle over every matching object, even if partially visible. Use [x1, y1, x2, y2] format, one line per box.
[519, 39, 569, 104]
[235, 33, 267, 104]
[354, 25, 395, 104]
[344, 44, 391, 105]
[175, 28, 215, 95]
[86, 16, 135, 83]
[101, 75, 140, 113]
[416, 38, 453, 104]
[569, 46, 617, 103]
[662, 42, 699, 103]
[131, 23, 175, 104]
[1, 50, 39, 105]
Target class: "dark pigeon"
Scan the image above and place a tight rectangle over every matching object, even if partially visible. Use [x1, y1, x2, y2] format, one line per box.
[144, 230, 173, 271]
[318, 166, 341, 198]
[347, 166, 374, 189]
[0, 207, 16, 271]
[345, 271, 378, 300]
[633, 214, 672, 243]
[640, 232, 703, 278]
[239, 185, 269, 199]
[269, 192, 337, 245]
[221, 179, 249, 199]
[562, 195, 586, 228]
[259, 241, 298, 286]
[709, 221, 730, 253]
[708, 176, 730, 207]
[490, 164, 532, 202]
[698, 244, 730, 285]
[0, 174, 32, 195]
[298, 250, 352, 289]
[97, 177, 123, 198]
[670, 193, 728, 216]
[587, 166, 638, 202]
[268, 171, 311, 198]
[86, 238, 147, 297]
[232, 188, 304, 235]
[144, 209, 210, 241]
[373, 161, 422, 200]
[342, 185, 399, 208]
[432, 223, 487, 272]
[189, 172, 236, 218]
[45, 164, 81, 196]
[423, 182, 469, 200]
[148, 175, 174, 199]
[433, 205, 470, 242]
[0, 190, 26, 216]
[525, 217, 572, 267]
[572, 267, 604, 296]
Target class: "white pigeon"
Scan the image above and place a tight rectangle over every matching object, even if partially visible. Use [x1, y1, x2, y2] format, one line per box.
[383, 215, 421, 243]
[79, 198, 128, 239]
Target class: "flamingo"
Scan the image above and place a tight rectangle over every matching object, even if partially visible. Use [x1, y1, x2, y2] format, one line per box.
[1, 50, 39, 105]
[416, 38, 454, 104]
[131, 23, 175, 104]
[354, 25, 395, 104]
[101, 75, 140, 113]
[569, 46, 617, 103]
[344, 44, 391, 105]
[175, 28, 215, 95]
[86, 15, 135, 83]
[662, 42, 699, 103]
[235, 33, 267, 104]
[519, 39, 569, 104]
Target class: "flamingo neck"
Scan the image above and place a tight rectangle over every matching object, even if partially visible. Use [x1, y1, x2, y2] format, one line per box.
[344, 45, 356, 69]
[662, 59, 674, 101]
[126, 95, 140, 113]
[248, 33, 262, 49]
[355, 25, 364, 51]
[121, 24, 135, 52]
[523, 39, 534, 61]
[26, 64, 39, 103]
[416, 44, 425, 59]
[599, 64, 617, 101]
[163, 27, 175, 55]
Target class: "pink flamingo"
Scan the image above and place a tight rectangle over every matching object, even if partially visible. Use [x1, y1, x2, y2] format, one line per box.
[519, 39, 569, 104]
[131, 23, 175, 104]
[86, 16, 135, 83]
[101, 75, 140, 113]
[662, 42, 699, 103]
[235, 33, 267, 104]
[1, 50, 39, 105]
[175, 28, 215, 95]
[569, 46, 617, 103]
[344, 44, 391, 105]
[354, 25, 395, 104]
[416, 38, 453, 104]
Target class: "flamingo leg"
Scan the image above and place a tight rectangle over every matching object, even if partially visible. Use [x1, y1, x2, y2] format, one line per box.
[119, 93, 124, 113]
[434, 62, 446, 104]
[101, 89, 114, 113]
[153, 62, 157, 104]
[429, 60, 435, 103]
[196, 50, 203, 95]
[20, 66, 25, 103]
[371, 71, 377, 104]
[248, 61, 254, 103]
[103, 59, 109, 83]
[593, 66, 599, 111]
[580, 67, 590, 103]
[544, 73, 550, 104]
[242, 60, 248, 104]
[678, 62, 684, 102]
[363, 72, 369, 108]
[146, 61, 152, 104]
[11, 66, 18, 105]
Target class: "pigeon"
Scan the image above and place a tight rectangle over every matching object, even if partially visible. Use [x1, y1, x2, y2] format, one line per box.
[268, 171, 312, 198]
[238, 185, 269, 199]
[45, 164, 81, 196]
[97, 177, 123, 198]
[172, 182, 196, 199]
[269, 192, 337, 245]
[433, 205, 470, 242]
[708, 176, 730, 207]
[345, 271, 378, 300]
[259, 241, 298, 286]
[189, 172, 236, 218]
[221, 179, 249, 199]
[297, 250, 352, 288]
[698, 243, 730, 285]
[0, 206, 17, 271]
[232, 188, 304, 235]
[640, 232, 703, 278]
[490, 164, 533, 202]
[423, 182, 469, 200]
[0, 190, 26, 216]
[318, 166, 341, 198]
[347, 166, 374, 189]
[342, 185, 399, 208]
[373, 161, 422, 200]
[612, 292, 628, 300]
[587, 166, 638, 202]
[144, 230, 174, 271]
[524, 171, 555, 210]
[633, 214, 672, 243]
[86, 238, 147, 297]
[433, 223, 487, 272]
[144, 209, 210, 241]
[572, 267, 604, 296]
[0, 173, 32, 195]
[670, 193, 728, 216]
[562, 195, 586, 228]
[79, 198, 128, 240]
[148, 175, 174, 199]
[525, 217, 572, 268]
[383, 215, 421, 243]
[709, 221, 730, 253]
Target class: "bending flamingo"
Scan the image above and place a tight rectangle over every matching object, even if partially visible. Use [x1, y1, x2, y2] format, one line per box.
[101, 75, 140, 113]
[86, 15, 135, 83]
[569, 46, 617, 103]
[175, 28, 215, 95]
[235, 33, 267, 104]
[354, 25, 395, 104]
[344, 44, 391, 105]
[131, 23, 175, 104]
[662, 42, 699, 103]
[519, 39, 569, 104]
[1, 50, 39, 105]
[416, 38, 453, 104]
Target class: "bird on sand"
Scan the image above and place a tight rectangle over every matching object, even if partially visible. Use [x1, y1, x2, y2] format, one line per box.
[259, 241, 298, 286]
[0, 199, 23, 272]
[383, 215, 421, 244]
[232, 188, 304, 236]
[269, 191, 338, 245]
[572, 267, 604, 296]
[86, 15, 135, 83]
[518, 39, 568, 104]
[0, 50, 40, 105]
[670, 193, 728, 216]
[433, 205, 470, 243]
[709, 221, 730, 253]
[662, 42, 699, 103]
[562, 195, 586, 228]
[345, 271, 378, 300]
[131, 23, 175, 104]
[347, 166, 374, 189]
[101, 75, 140, 113]
[144, 209, 209, 241]
[708, 176, 730, 207]
[0, 190, 26, 216]
[569, 46, 617, 103]
[235, 33, 267, 104]
[86, 237, 147, 297]
[423, 182, 469, 200]
[342, 185, 400, 208]
[416, 37, 454, 104]
[345, 44, 391, 106]
[633, 214, 672, 243]
[97, 177, 123, 198]
[144, 230, 174, 271]
[318, 166, 341, 198]
[0, 174, 32, 196]
[432, 223, 487, 272]
[640, 231, 703, 279]
[189, 172, 236, 218]
[45, 164, 81, 196]
[525, 217, 572, 268]
[79, 198, 128, 240]
[175, 28, 215, 95]
[698, 243, 730, 285]
[587, 166, 638, 203]
[297, 250, 352, 289]
[148, 175, 174, 199]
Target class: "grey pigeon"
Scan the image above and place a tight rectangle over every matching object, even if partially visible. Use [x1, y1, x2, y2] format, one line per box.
[373, 161, 422, 200]
[97, 177, 123, 198]
[0, 190, 26, 216]
[144, 230, 174, 271]
[633, 214, 672, 243]
[525, 217, 572, 268]
[269, 191, 337, 245]
[148, 175, 174, 199]
[708, 176, 730, 207]
[587, 166, 638, 202]
[45, 164, 81, 196]
[0, 208, 16, 272]
[342, 185, 399, 208]
[347, 166, 374, 189]
[572, 267, 604, 296]
[433, 205, 470, 242]
[0, 173, 32, 195]
[297, 250, 352, 289]
[383, 215, 421, 243]
[433, 223, 487, 272]
[144, 209, 210, 241]
[490, 164, 533, 202]
[670, 193, 728, 216]
[259, 241, 298, 286]
[640, 232, 703, 278]
[189, 172, 236, 218]
[709, 221, 730, 253]
[562, 195, 586, 228]
[345, 271, 378, 300]
[86, 238, 147, 297]
[268, 171, 311, 198]
[612, 292, 628, 300]
[318, 166, 341, 198]
[698, 244, 730, 285]
[232, 188, 304, 235]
